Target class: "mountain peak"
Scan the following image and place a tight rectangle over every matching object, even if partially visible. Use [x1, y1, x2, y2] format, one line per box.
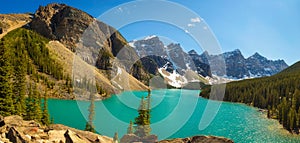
[234, 49, 241, 52]
[249, 52, 267, 61]
[144, 35, 158, 40]
[188, 50, 198, 55]
[30, 3, 95, 50]
[223, 49, 243, 58]
[253, 52, 262, 57]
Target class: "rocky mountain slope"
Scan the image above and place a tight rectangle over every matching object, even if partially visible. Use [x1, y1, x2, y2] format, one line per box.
[130, 36, 288, 81]
[30, 3, 150, 86]
[0, 14, 31, 39]
[0, 3, 151, 100]
[130, 36, 210, 88]
[197, 49, 288, 79]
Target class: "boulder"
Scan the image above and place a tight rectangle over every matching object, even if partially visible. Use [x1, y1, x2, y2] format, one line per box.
[120, 134, 140, 143]
[6, 127, 29, 143]
[48, 129, 67, 143]
[64, 129, 90, 143]
[120, 134, 158, 143]
[158, 135, 234, 143]
[0, 115, 40, 128]
[49, 124, 114, 143]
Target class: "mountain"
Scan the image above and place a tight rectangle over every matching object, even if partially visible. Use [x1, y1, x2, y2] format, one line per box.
[29, 3, 151, 85]
[0, 3, 150, 101]
[130, 36, 288, 86]
[130, 36, 211, 88]
[278, 61, 300, 74]
[197, 49, 288, 79]
[30, 3, 151, 88]
[200, 61, 300, 133]
[245, 52, 288, 77]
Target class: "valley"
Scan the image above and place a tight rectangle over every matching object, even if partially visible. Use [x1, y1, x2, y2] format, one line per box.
[0, 2, 299, 143]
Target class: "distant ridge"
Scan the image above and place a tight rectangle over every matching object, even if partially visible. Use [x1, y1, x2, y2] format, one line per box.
[130, 36, 288, 79]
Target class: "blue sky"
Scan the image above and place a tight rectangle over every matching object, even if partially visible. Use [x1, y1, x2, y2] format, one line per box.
[0, 0, 299, 65]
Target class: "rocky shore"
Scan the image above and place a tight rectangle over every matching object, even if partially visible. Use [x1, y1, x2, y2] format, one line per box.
[0, 115, 113, 143]
[0, 115, 234, 143]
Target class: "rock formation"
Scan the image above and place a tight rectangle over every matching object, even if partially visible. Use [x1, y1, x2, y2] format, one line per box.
[0, 115, 113, 143]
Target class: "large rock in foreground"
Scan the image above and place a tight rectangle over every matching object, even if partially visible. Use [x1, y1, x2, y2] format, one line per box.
[0, 115, 113, 143]
[158, 135, 234, 143]
[120, 133, 233, 143]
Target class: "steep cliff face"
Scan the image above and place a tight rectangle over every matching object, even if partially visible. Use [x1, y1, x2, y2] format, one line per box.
[30, 3, 94, 51]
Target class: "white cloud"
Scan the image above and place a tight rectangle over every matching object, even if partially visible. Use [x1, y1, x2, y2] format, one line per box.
[203, 26, 208, 30]
[191, 17, 201, 23]
[184, 30, 190, 33]
[187, 23, 195, 27]
[118, 7, 123, 12]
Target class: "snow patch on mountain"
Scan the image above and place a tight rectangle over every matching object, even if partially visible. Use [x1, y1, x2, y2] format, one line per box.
[158, 67, 187, 88]
[144, 35, 157, 40]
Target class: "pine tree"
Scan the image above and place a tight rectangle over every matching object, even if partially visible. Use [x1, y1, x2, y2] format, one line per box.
[33, 84, 42, 122]
[85, 87, 96, 133]
[113, 132, 119, 143]
[0, 40, 15, 116]
[127, 120, 134, 134]
[134, 95, 151, 137]
[13, 48, 27, 116]
[25, 84, 35, 120]
[41, 91, 50, 125]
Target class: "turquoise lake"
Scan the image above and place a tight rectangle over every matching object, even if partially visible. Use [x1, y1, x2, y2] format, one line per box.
[48, 89, 300, 142]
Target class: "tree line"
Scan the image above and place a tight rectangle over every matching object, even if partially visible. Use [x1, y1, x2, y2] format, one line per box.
[0, 28, 69, 125]
[200, 62, 300, 133]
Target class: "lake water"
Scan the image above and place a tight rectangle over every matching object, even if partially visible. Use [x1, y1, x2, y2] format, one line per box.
[48, 89, 300, 142]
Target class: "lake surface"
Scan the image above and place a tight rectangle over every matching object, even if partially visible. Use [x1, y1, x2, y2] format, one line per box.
[48, 89, 300, 142]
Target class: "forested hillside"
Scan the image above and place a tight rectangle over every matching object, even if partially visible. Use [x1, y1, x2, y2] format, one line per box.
[0, 28, 73, 122]
[200, 62, 300, 133]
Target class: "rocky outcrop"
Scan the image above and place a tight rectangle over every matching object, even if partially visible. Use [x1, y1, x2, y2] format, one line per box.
[0, 14, 32, 39]
[120, 134, 233, 143]
[30, 3, 95, 51]
[0, 115, 234, 143]
[120, 134, 158, 143]
[158, 135, 234, 143]
[0, 115, 113, 143]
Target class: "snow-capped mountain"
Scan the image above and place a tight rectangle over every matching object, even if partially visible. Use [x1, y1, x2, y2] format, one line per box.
[129, 36, 288, 86]
[129, 36, 211, 87]
[195, 49, 288, 79]
[245, 52, 288, 77]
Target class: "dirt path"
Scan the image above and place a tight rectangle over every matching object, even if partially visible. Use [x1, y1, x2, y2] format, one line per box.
[0, 21, 30, 39]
